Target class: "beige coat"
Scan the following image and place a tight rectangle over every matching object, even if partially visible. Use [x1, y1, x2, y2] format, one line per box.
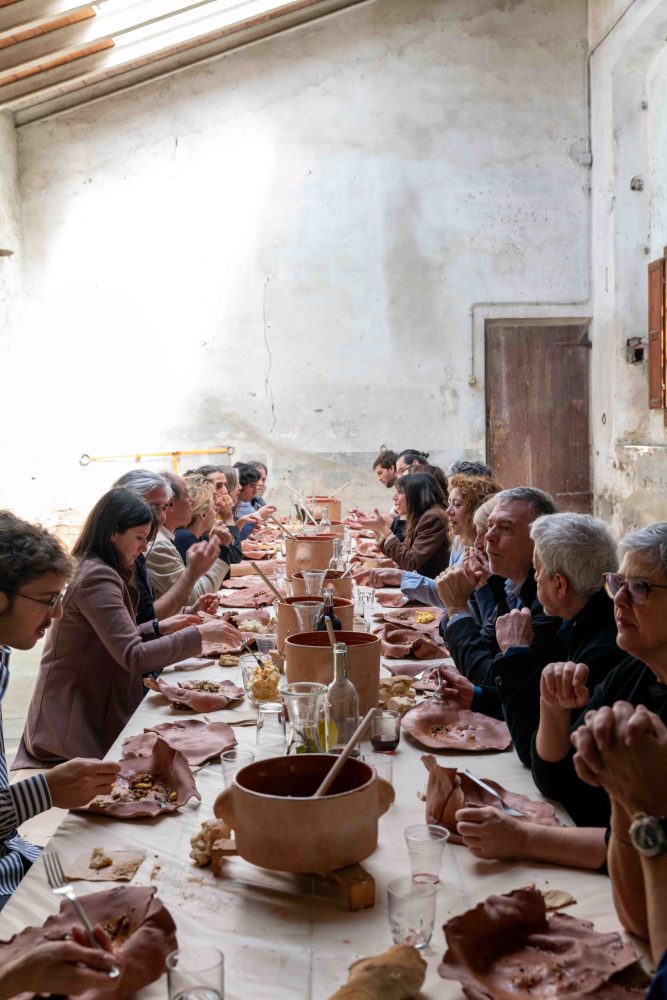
[15, 557, 202, 766]
[146, 525, 228, 603]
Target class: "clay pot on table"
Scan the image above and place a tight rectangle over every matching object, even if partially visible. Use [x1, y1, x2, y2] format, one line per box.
[285, 534, 337, 578]
[290, 570, 353, 601]
[285, 631, 380, 715]
[275, 595, 354, 655]
[306, 497, 343, 522]
[214, 755, 393, 873]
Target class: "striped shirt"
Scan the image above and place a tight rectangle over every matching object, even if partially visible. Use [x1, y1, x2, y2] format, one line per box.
[0, 646, 51, 895]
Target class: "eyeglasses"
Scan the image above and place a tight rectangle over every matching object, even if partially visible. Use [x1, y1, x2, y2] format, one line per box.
[149, 502, 171, 515]
[15, 587, 68, 613]
[603, 572, 667, 606]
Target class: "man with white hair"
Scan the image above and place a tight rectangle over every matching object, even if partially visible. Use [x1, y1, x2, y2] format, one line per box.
[438, 512, 626, 764]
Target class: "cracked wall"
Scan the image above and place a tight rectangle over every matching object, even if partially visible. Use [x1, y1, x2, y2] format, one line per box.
[2, 0, 588, 521]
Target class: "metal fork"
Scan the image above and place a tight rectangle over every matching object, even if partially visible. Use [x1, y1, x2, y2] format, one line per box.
[462, 769, 526, 818]
[43, 851, 121, 979]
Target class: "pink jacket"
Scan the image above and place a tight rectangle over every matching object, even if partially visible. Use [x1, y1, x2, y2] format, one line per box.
[15, 557, 202, 765]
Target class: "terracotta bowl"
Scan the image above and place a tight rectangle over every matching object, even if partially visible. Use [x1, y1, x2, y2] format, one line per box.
[214, 755, 393, 873]
[285, 631, 380, 715]
[305, 497, 343, 521]
[285, 534, 338, 577]
[275, 595, 354, 654]
[290, 570, 354, 600]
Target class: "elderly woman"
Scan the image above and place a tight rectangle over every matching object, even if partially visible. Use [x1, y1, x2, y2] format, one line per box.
[454, 521, 667, 869]
[368, 472, 450, 578]
[15, 489, 240, 765]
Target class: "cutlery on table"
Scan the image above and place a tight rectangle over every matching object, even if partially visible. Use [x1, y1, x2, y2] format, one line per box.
[462, 769, 525, 817]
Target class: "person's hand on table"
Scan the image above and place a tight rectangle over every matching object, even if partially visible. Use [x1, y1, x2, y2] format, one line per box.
[361, 567, 402, 588]
[185, 539, 219, 577]
[540, 661, 590, 710]
[45, 759, 121, 809]
[571, 704, 667, 811]
[495, 608, 533, 654]
[463, 547, 491, 588]
[209, 524, 233, 549]
[426, 666, 475, 709]
[198, 618, 242, 646]
[159, 613, 201, 635]
[257, 505, 278, 521]
[187, 593, 220, 616]
[0, 926, 124, 997]
[435, 566, 474, 616]
[455, 806, 526, 860]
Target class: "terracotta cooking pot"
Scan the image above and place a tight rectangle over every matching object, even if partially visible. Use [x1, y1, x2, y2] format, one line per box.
[275, 595, 354, 654]
[214, 755, 393, 873]
[285, 631, 380, 715]
[306, 497, 343, 522]
[290, 570, 353, 600]
[285, 534, 337, 578]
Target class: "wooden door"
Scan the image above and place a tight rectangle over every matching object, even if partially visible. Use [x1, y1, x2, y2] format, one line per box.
[486, 324, 591, 512]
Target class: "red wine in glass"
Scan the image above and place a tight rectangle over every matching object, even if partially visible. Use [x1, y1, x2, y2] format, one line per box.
[370, 732, 399, 753]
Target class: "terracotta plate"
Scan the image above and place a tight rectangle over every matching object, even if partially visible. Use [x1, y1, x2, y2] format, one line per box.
[401, 700, 511, 752]
[382, 606, 444, 631]
[122, 719, 237, 766]
[144, 675, 244, 712]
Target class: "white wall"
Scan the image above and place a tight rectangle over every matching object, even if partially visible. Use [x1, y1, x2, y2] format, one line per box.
[589, 0, 667, 531]
[1, 0, 589, 524]
[0, 112, 21, 344]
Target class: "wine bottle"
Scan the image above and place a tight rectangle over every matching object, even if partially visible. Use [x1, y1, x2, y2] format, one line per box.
[316, 586, 342, 631]
[327, 642, 360, 754]
[328, 538, 346, 572]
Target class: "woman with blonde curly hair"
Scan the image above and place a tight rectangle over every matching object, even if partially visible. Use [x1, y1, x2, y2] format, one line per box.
[174, 477, 217, 562]
[446, 474, 502, 558]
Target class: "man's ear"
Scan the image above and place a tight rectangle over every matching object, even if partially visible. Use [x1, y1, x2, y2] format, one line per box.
[554, 572, 569, 598]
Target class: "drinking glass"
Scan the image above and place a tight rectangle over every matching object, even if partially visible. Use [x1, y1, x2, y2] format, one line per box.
[293, 601, 323, 633]
[370, 709, 401, 753]
[282, 681, 328, 753]
[361, 751, 393, 786]
[167, 945, 224, 999]
[404, 824, 450, 884]
[302, 570, 327, 596]
[220, 748, 255, 788]
[256, 701, 286, 750]
[387, 878, 436, 950]
[255, 634, 277, 656]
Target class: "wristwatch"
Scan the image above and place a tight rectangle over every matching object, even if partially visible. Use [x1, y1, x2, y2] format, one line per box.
[628, 813, 667, 857]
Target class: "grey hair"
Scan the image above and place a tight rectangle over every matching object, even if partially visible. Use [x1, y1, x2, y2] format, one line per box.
[113, 469, 173, 499]
[531, 513, 618, 597]
[472, 494, 500, 532]
[494, 486, 557, 518]
[618, 522, 667, 575]
[219, 465, 239, 491]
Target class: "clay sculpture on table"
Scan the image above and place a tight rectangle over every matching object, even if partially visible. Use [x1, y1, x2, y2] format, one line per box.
[377, 622, 445, 660]
[144, 675, 243, 712]
[122, 719, 236, 766]
[401, 700, 512, 752]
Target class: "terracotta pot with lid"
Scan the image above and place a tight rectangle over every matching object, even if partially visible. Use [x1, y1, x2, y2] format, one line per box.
[285, 631, 380, 715]
[275, 595, 354, 655]
[214, 755, 393, 873]
[306, 497, 343, 522]
[285, 534, 337, 578]
[290, 570, 353, 600]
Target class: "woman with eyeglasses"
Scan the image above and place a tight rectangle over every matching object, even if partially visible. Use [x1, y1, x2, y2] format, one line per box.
[530, 521, 667, 828]
[15, 488, 241, 766]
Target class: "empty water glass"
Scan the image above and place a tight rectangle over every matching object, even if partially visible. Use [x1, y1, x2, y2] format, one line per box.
[404, 824, 450, 884]
[255, 634, 277, 656]
[361, 752, 393, 787]
[221, 748, 255, 788]
[387, 877, 436, 950]
[256, 701, 286, 750]
[167, 945, 224, 998]
[302, 570, 327, 596]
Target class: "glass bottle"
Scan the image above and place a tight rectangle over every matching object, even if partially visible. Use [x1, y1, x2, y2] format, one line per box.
[327, 643, 360, 754]
[318, 506, 332, 534]
[316, 586, 342, 631]
[328, 538, 346, 573]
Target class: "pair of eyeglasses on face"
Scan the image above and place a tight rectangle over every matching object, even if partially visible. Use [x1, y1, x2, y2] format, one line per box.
[150, 502, 171, 515]
[603, 572, 667, 606]
[15, 587, 68, 613]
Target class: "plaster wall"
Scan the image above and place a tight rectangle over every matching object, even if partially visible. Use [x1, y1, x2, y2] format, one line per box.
[1, 0, 589, 524]
[0, 111, 21, 340]
[589, 0, 667, 531]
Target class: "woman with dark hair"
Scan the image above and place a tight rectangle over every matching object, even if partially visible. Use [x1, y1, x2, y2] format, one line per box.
[16, 489, 240, 765]
[368, 473, 450, 577]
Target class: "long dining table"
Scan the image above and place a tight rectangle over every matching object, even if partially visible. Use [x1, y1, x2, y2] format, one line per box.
[2, 588, 629, 999]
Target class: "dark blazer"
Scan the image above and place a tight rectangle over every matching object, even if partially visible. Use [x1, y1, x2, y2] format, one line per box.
[382, 506, 450, 578]
[14, 557, 201, 766]
[475, 589, 625, 765]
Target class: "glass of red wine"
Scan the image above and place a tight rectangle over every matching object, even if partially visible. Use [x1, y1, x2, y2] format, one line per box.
[370, 709, 401, 753]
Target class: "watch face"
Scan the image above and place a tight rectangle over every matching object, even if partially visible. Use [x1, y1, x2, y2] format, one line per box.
[638, 826, 659, 851]
[631, 815, 667, 857]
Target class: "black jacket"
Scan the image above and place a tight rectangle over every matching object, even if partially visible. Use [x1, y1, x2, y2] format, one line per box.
[474, 589, 625, 765]
[444, 572, 565, 687]
[531, 656, 667, 827]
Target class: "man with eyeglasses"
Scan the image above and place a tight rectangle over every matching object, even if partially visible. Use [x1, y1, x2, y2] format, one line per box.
[532, 521, 667, 829]
[0, 511, 120, 909]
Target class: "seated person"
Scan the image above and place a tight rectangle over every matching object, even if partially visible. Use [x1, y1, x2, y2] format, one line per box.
[395, 449, 430, 477]
[367, 473, 450, 577]
[174, 478, 219, 560]
[437, 487, 562, 687]
[246, 460, 269, 508]
[372, 447, 398, 489]
[233, 464, 277, 539]
[532, 522, 667, 828]
[571, 703, 667, 982]
[145, 472, 232, 605]
[439, 512, 625, 765]
[0, 512, 119, 907]
[0, 926, 122, 996]
[449, 459, 494, 477]
[15, 489, 240, 765]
